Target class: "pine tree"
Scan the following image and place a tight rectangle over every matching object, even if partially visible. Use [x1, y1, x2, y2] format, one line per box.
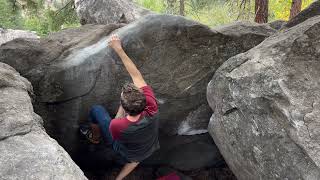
[255, 0, 269, 23]
[289, 0, 302, 19]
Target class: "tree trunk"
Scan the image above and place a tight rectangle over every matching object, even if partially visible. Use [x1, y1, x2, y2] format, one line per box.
[255, 0, 269, 23]
[179, 0, 185, 16]
[289, 0, 302, 19]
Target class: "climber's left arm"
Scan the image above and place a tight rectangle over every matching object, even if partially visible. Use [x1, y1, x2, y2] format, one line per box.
[115, 105, 125, 119]
[115, 162, 139, 180]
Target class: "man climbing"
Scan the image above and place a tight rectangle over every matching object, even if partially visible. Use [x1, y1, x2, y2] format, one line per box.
[81, 34, 159, 180]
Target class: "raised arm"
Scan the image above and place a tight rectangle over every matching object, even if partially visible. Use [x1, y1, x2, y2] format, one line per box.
[108, 34, 147, 88]
[115, 105, 125, 118]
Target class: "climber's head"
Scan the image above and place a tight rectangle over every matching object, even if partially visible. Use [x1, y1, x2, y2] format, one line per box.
[120, 83, 146, 116]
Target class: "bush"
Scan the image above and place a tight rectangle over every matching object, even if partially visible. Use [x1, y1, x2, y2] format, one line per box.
[0, 0, 24, 29]
[0, 0, 80, 36]
[186, 1, 238, 27]
[135, 0, 165, 12]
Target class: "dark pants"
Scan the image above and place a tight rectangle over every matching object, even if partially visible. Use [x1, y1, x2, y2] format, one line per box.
[89, 105, 128, 164]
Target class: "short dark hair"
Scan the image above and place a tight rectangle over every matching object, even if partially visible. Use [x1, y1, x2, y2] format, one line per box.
[120, 83, 146, 116]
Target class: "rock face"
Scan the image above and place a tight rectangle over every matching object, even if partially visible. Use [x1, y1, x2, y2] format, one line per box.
[207, 15, 320, 180]
[0, 15, 275, 170]
[0, 28, 38, 46]
[146, 133, 225, 171]
[283, 0, 320, 29]
[0, 62, 87, 180]
[74, 0, 152, 24]
[268, 20, 286, 30]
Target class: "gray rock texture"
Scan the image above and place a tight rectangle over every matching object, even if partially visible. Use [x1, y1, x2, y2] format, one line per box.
[0, 14, 275, 170]
[282, 0, 320, 29]
[0, 62, 87, 180]
[0, 28, 39, 46]
[207, 15, 320, 180]
[268, 20, 287, 30]
[74, 0, 152, 24]
[146, 133, 225, 171]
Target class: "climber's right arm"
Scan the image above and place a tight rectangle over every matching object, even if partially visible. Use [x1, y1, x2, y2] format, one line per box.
[108, 34, 147, 88]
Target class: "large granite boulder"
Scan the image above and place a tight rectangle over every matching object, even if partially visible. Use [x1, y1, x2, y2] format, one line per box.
[282, 0, 320, 29]
[74, 0, 152, 24]
[0, 62, 87, 180]
[0, 15, 275, 170]
[207, 15, 320, 180]
[0, 28, 38, 46]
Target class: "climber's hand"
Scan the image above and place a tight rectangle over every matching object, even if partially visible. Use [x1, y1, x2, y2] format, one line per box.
[108, 34, 123, 52]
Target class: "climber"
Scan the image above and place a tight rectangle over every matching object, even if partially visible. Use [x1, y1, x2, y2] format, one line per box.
[80, 34, 159, 180]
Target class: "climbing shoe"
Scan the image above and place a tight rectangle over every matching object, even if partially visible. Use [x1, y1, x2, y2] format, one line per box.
[79, 124, 101, 144]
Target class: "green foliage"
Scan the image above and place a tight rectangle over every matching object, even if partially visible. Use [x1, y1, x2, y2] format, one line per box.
[46, 2, 79, 32]
[134, 0, 244, 27]
[269, 0, 315, 21]
[188, 0, 218, 11]
[1, 0, 316, 36]
[135, 0, 316, 27]
[24, 16, 48, 36]
[0, 0, 24, 29]
[0, 0, 80, 36]
[187, 1, 239, 27]
[135, 0, 165, 12]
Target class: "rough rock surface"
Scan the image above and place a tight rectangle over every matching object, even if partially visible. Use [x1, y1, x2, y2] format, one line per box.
[0, 62, 87, 180]
[268, 20, 287, 30]
[74, 0, 152, 24]
[207, 15, 320, 180]
[146, 133, 225, 171]
[282, 0, 320, 29]
[0, 15, 275, 170]
[0, 28, 39, 46]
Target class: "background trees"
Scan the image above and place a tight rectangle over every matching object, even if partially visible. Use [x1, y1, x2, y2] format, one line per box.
[254, 0, 304, 24]
[136, 0, 314, 25]
[0, 0, 79, 36]
[290, 0, 302, 19]
[255, 0, 269, 23]
[0, 0, 315, 36]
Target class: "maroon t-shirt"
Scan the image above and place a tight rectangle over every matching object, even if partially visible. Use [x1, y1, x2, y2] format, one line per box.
[109, 85, 159, 162]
